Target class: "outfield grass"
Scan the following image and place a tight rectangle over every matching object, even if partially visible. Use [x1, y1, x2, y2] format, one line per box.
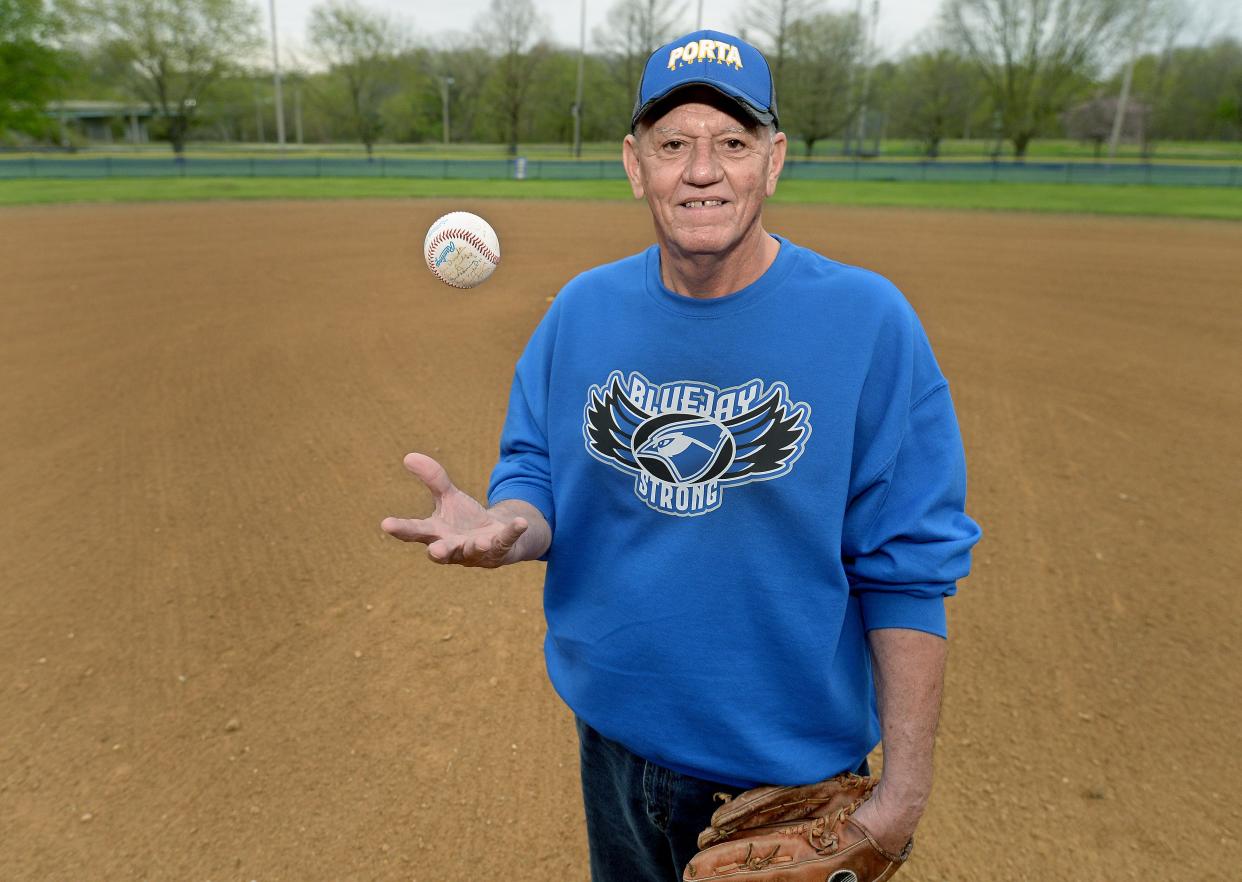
[14, 137, 1242, 163]
[1, 176, 1239, 220]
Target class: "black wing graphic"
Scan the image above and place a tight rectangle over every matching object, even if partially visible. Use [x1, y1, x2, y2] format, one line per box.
[584, 375, 650, 470]
[722, 388, 808, 479]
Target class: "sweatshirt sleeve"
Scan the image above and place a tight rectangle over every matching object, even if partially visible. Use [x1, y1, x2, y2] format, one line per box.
[487, 302, 560, 536]
[841, 382, 980, 637]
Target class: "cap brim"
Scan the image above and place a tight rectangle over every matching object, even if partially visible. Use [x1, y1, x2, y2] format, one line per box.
[631, 82, 776, 131]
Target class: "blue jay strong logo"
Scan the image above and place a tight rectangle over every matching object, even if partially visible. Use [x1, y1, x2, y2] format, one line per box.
[584, 371, 811, 517]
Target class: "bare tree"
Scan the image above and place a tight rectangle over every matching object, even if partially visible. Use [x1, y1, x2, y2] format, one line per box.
[481, 0, 547, 155]
[940, 0, 1133, 157]
[307, 0, 408, 157]
[84, 0, 261, 154]
[736, 0, 822, 94]
[593, 0, 685, 102]
[782, 10, 864, 157]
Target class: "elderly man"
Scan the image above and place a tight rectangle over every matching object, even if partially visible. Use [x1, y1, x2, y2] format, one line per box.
[382, 29, 980, 882]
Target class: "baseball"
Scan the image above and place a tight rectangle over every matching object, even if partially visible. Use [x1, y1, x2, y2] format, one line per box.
[423, 211, 501, 289]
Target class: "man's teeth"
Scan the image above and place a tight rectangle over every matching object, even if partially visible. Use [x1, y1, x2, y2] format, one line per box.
[683, 200, 724, 208]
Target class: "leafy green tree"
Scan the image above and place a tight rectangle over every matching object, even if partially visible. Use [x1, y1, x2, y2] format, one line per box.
[888, 47, 987, 156]
[378, 48, 439, 144]
[432, 39, 495, 143]
[0, 0, 64, 139]
[1158, 38, 1242, 141]
[480, 0, 546, 155]
[1113, 38, 1242, 149]
[781, 10, 863, 157]
[308, 0, 409, 156]
[941, 0, 1132, 157]
[83, 0, 262, 154]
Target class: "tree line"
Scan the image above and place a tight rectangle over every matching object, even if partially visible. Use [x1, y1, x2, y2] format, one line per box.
[3, 0, 1240, 157]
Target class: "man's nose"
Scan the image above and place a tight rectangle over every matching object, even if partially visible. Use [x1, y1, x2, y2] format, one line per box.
[683, 140, 723, 185]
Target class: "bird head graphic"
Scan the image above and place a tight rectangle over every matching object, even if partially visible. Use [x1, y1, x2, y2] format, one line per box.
[633, 415, 735, 484]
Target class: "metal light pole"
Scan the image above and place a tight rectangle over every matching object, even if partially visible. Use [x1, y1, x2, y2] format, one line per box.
[441, 76, 455, 145]
[572, 0, 585, 158]
[1108, 0, 1150, 162]
[294, 83, 303, 145]
[853, 0, 879, 155]
[696, 0, 703, 29]
[268, 0, 286, 148]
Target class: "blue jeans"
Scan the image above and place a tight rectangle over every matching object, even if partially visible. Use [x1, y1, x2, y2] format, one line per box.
[575, 717, 869, 882]
[576, 717, 734, 882]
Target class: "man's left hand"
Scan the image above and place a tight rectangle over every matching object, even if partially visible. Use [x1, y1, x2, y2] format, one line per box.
[850, 782, 924, 854]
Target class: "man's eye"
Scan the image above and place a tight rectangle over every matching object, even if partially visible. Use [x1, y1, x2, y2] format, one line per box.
[663, 140, 685, 151]
[724, 138, 745, 149]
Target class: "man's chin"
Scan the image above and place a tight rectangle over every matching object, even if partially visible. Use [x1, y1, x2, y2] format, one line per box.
[665, 227, 738, 256]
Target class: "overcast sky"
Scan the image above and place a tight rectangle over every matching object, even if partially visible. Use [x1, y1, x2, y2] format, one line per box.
[270, 0, 1240, 65]
[269, 0, 966, 62]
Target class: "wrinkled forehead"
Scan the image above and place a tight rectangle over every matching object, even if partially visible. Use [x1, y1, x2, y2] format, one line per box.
[634, 86, 761, 138]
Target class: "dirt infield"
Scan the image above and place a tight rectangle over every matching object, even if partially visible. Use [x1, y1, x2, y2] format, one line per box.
[1, 199, 1239, 881]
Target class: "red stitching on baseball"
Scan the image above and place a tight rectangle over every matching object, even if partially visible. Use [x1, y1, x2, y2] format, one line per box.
[426, 228, 500, 265]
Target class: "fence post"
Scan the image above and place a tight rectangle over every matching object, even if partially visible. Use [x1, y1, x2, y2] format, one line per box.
[990, 161, 998, 183]
[1065, 163, 1072, 184]
[381, 156, 387, 178]
[249, 157, 255, 177]
[1145, 163, 1152, 185]
[1230, 165, 1238, 187]
[317, 155, 323, 177]
[106, 156, 113, 178]
[29, 156, 36, 178]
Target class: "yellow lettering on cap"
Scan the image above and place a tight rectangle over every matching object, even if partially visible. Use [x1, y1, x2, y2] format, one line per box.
[667, 46, 683, 70]
[726, 45, 743, 69]
[698, 39, 716, 61]
[683, 41, 699, 63]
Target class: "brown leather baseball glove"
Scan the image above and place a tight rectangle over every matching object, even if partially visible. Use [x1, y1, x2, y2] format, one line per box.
[682, 773, 912, 882]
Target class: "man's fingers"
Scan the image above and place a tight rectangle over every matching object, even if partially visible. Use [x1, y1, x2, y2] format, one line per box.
[385, 516, 526, 567]
[496, 517, 529, 551]
[426, 538, 454, 563]
[379, 516, 439, 543]
[402, 452, 455, 499]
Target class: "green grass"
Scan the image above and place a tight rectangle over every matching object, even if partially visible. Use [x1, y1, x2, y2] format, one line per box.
[1, 176, 1239, 220]
[10, 137, 1242, 163]
[0, 177, 633, 204]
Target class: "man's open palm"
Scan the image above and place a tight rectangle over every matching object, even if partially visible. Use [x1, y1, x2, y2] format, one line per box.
[380, 453, 530, 568]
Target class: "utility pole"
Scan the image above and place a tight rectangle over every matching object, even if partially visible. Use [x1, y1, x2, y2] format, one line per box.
[1108, 0, 1149, 161]
[572, 0, 585, 157]
[254, 86, 265, 143]
[696, 0, 703, 29]
[268, 0, 286, 148]
[441, 76, 454, 145]
[294, 83, 303, 145]
[853, 0, 879, 155]
[843, 0, 863, 155]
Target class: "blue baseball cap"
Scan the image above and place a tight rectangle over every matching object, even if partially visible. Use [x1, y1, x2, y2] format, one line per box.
[631, 30, 778, 131]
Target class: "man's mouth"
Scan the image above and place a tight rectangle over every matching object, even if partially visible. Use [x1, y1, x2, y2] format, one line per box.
[680, 199, 727, 209]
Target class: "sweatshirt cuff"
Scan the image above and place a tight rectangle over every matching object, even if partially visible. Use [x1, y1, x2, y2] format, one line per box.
[855, 588, 949, 638]
[489, 480, 555, 535]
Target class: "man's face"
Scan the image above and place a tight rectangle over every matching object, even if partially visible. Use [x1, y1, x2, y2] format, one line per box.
[622, 94, 786, 258]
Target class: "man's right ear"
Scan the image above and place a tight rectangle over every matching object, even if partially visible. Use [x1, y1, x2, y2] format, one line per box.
[622, 134, 645, 200]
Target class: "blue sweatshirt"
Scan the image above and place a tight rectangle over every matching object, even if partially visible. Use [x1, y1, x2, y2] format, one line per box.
[488, 236, 980, 788]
